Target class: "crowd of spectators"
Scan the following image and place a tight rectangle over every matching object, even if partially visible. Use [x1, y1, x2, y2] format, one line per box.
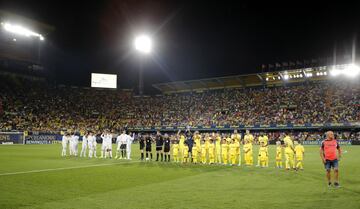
[0, 74, 359, 135]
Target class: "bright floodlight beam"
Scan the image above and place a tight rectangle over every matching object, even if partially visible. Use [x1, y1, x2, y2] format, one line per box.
[344, 64, 360, 76]
[134, 35, 152, 54]
[330, 64, 360, 77]
[1, 22, 44, 41]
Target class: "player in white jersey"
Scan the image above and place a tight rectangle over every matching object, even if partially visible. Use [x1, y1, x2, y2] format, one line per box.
[126, 132, 135, 160]
[87, 132, 94, 158]
[100, 131, 113, 159]
[80, 132, 88, 157]
[70, 133, 79, 156]
[61, 132, 71, 157]
[87, 132, 97, 158]
[116, 130, 128, 159]
[69, 132, 74, 156]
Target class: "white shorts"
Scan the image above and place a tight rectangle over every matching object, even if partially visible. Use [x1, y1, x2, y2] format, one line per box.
[82, 143, 88, 149]
[102, 143, 112, 150]
[62, 141, 67, 148]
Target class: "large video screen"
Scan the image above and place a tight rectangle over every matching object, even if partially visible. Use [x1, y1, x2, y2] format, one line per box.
[91, 73, 117, 89]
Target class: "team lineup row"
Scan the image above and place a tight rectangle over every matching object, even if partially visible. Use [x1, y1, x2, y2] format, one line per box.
[61, 129, 305, 170]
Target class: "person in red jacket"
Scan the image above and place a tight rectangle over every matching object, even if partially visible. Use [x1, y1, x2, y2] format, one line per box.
[320, 131, 342, 187]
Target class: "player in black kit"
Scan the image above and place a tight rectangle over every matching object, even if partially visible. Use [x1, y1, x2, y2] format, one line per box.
[145, 134, 153, 161]
[139, 133, 145, 160]
[155, 131, 164, 161]
[163, 133, 171, 162]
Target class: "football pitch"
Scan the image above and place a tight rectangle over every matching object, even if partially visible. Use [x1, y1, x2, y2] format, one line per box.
[0, 144, 359, 209]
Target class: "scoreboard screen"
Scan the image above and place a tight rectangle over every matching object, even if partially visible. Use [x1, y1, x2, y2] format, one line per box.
[91, 73, 117, 89]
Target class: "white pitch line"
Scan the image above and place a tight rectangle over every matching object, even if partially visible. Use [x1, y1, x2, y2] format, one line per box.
[0, 160, 140, 176]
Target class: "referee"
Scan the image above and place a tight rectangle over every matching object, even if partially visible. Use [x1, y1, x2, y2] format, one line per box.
[155, 131, 164, 161]
[139, 133, 145, 160]
[185, 129, 194, 161]
[320, 131, 342, 187]
[145, 134, 153, 161]
[163, 133, 171, 162]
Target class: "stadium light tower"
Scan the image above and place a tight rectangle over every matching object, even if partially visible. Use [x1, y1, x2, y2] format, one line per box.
[133, 34, 152, 95]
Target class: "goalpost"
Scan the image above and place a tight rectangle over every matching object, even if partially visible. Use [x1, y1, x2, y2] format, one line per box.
[0, 132, 25, 145]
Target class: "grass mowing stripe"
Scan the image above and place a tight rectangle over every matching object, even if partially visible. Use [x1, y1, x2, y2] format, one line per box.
[0, 160, 140, 176]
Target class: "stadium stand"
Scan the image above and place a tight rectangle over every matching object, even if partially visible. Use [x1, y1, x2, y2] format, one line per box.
[0, 72, 359, 136]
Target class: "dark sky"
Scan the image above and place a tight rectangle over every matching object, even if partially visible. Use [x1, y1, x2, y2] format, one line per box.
[1, 1, 359, 93]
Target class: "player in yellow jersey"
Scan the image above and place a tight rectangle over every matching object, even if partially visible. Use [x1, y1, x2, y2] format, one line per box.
[244, 130, 254, 144]
[275, 141, 283, 168]
[183, 143, 189, 163]
[229, 139, 239, 165]
[192, 142, 198, 164]
[200, 140, 207, 164]
[208, 139, 215, 164]
[243, 138, 253, 166]
[172, 141, 180, 163]
[231, 130, 241, 143]
[226, 134, 232, 144]
[225, 134, 231, 161]
[204, 133, 210, 161]
[235, 139, 241, 165]
[194, 131, 202, 162]
[256, 134, 263, 167]
[263, 133, 269, 167]
[237, 139, 242, 166]
[257, 133, 269, 167]
[177, 130, 185, 161]
[258, 141, 268, 168]
[221, 138, 229, 165]
[294, 140, 305, 170]
[214, 132, 222, 164]
[263, 133, 269, 147]
[231, 130, 242, 165]
[283, 132, 295, 170]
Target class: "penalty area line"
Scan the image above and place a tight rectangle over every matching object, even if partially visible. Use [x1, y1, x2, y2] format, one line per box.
[0, 160, 140, 176]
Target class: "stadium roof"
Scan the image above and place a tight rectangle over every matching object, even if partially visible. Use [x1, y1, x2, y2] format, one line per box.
[153, 65, 334, 93]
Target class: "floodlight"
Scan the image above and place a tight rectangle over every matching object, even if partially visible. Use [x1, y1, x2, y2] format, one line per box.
[330, 64, 359, 77]
[283, 74, 289, 80]
[2, 22, 44, 41]
[134, 35, 152, 54]
[330, 67, 341, 76]
[343, 64, 360, 76]
[265, 77, 269, 81]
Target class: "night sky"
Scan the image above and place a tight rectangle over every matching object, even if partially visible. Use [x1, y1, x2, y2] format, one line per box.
[1, 1, 359, 93]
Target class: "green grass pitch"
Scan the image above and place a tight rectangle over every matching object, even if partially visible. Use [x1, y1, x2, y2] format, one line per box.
[0, 144, 359, 209]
